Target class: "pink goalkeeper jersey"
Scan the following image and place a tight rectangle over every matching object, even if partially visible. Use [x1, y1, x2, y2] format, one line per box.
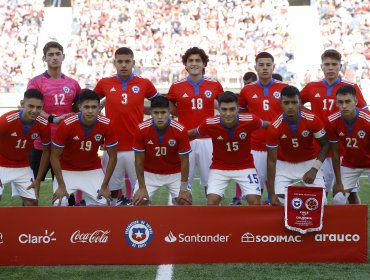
[27, 71, 81, 150]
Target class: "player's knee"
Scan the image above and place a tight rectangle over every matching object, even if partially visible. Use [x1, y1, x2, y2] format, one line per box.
[333, 192, 349, 205]
[278, 195, 285, 205]
[22, 198, 38, 206]
[207, 194, 221, 205]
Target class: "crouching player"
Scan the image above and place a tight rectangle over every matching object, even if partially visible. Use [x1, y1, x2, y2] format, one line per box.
[266, 86, 329, 206]
[133, 96, 192, 205]
[51, 89, 117, 206]
[189, 91, 268, 205]
[327, 85, 370, 204]
[0, 89, 51, 206]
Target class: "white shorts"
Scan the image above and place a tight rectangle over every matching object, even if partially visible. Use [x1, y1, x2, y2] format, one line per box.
[0, 166, 36, 199]
[275, 159, 325, 195]
[207, 168, 261, 198]
[53, 169, 108, 206]
[341, 166, 370, 192]
[102, 150, 137, 191]
[188, 138, 212, 188]
[321, 158, 335, 192]
[133, 172, 181, 200]
[251, 150, 267, 189]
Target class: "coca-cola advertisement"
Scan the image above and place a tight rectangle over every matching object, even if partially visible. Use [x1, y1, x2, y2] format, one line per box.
[70, 230, 110, 244]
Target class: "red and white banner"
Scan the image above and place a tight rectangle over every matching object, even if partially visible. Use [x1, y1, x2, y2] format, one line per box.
[0, 205, 367, 265]
[285, 186, 325, 234]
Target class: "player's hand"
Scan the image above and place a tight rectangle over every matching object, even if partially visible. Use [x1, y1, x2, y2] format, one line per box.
[27, 179, 41, 199]
[97, 187, 112, 206]
[302, 168, 318, 184]
[133, 188, 149, 206]
[270, 194, 282, 206]
[176, 189, 192, 205]
[53, 113, 72, 124]
[53, 187, 69, 206]
[332, 182, 345, 196]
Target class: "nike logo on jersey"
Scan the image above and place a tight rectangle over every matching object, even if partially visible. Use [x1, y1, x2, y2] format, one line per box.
[339, 132, 345, 137]
[252, 94, 258, 99]
[73, 136, 80, 140]
[147, 140, 154, 144]
[11, 132, 17, 136]
[315, 93, 321, 97]
[182, 93, 189, 98]
[217, 136, 223, 140]
[281, 134, 287, 139]
[110, 87, 116, 92]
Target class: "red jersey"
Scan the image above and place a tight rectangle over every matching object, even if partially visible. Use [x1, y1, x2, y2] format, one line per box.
[0, 110, 51, 168]
[52, 113, 118, 171]
[197, 114, 263, 170]
[266, 110, 326, 163]
[28, 71, 81, 150]
[238, 80, 288, 151]
[301, 78, 368, 127]
[94, 74, 158, 151]
[167, 76, 224, 130]
[327, 109, 370, 168]
[133, 119, 191, 175]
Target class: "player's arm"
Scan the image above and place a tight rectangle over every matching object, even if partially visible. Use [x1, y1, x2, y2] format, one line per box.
[267, 147, 280, 206]
[177, 154, 192, 205]
[27, 144, 51, 198]
[331, 142, 344, 195]
[97, 146, 117, 204]
[50, 145, 69, 205]
[169, 101, 178, 116]
[133, 152, 149, 205]
[302, 134, 329, 184]
[261, 120, 270, 129]
[187, 128, 199, 140]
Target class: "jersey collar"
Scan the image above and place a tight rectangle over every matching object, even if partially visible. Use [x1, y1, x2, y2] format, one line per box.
[43, 71, 65, 79]
[186, 76, 204, 96]
[116, 73, 134, 90]
[322, 77, 341, 96]
[257, 79, 275, 96]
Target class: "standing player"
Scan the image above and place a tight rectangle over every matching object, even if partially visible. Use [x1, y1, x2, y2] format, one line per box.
[266, 86, 329, 205]
[94, 47, 158, 205]
[189, 91, 268, 205]
[27, 41, 81, 182]
[231, 71, 258, 205]
[300, 49, 368, 201]
[51, 90, 117, 206]
[238, 52, 289, 203]
[167, 47, 224, 194]
[327, 86, 370, 204]
[0, 89, 51, 206]
[132, 96, 192, 205]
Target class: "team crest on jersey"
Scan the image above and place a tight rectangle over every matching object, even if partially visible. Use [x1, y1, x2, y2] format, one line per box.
[94, 134, 103, 141]
[239, 132, 247, 140]
[204, 90, 212, 98]
[30, 133, 39, 140]
[301, 130, 310, 137]
[357, 130, 366, 139]
[168, 139, 176, 147]
[273, 91, 281, 99]
[63, 86, 70, 94]
[132, 86, 140, 94]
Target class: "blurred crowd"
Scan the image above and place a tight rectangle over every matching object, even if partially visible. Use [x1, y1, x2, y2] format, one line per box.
[0, 0, 368, 94]
[317, 0, 369, 90]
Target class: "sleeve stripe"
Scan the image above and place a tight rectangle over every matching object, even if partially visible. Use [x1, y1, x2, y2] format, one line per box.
[148, 92, 159, 100]
[51, 141, 64, 149]
[42, 141, 51, 146]
[266, 145, 278, 149]
[106, 141, 118, 148]
[329, 140, 339, 143]
[179, 149, 192, 156]
[132, 147, 145, 153]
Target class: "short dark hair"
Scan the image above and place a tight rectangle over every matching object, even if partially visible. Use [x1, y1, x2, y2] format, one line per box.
[217, 91, 238, 105]
[182, 47, 209, 67]
[321, 49, 341, 62]
[243, 72, 257, 82]
[255, 52, 274, 63]
[43, 41, 63, 56]
[336, 85, 356, 98]
[272, 73, 283, 81]
[281, 86, 300, 99]
[151, 95, 169, 109]
[78, 89, 101, 104]
[24, 89, 43, 101]
[115, 47, 134, 58]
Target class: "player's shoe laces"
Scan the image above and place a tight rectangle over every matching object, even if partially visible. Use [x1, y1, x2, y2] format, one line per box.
[68, 194, 76, 206]
[230, 197, 242, 205]
[117, 196, 133, 206]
